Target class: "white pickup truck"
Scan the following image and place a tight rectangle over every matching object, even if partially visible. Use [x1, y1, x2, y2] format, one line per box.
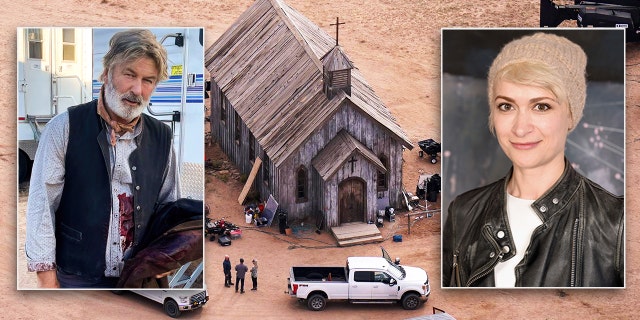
[286, 247, 430, 311]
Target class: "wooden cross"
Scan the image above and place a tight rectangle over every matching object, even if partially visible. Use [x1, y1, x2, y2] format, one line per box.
[330, 17, 345, 46]
[348, 156, 357, 173]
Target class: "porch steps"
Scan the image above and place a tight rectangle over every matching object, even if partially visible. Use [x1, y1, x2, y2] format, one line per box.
[331, 222, 383, 247]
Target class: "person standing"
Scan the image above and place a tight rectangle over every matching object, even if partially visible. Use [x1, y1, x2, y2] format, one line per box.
[235, 258, 249, 293]
[250, 259, 258, 291]
[223, 255, 233, 287]
[25, 29, 178, 288]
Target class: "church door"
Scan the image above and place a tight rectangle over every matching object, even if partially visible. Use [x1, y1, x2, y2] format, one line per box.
[339, 178, 365, 224]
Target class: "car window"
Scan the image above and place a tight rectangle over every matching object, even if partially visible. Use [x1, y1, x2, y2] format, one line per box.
[374, 271, 392, 283]
[353, 271, 374, 282]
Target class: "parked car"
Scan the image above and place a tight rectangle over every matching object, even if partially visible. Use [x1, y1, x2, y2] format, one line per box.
[131, 288, 209, 318]
[286, 247, 430, 311]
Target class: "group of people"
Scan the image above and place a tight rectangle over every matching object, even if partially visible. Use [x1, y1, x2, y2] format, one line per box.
[223, 255, 258, 293]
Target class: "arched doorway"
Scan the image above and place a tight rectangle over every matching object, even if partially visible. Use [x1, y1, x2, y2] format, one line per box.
[338, 177, 366, 224]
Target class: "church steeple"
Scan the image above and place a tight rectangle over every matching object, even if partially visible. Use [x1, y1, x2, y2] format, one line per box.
[321, 17, 353, 100]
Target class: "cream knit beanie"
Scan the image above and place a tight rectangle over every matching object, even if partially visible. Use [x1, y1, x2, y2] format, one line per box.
[487, 32, 587, 131]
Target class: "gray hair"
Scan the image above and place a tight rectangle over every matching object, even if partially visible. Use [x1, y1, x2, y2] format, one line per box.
[100, 29, 168, 82]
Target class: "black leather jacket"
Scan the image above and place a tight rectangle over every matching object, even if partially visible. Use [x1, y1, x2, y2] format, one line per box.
[442, 160, 624, 287]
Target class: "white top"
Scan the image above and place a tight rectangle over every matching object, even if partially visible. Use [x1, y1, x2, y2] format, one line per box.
[494, 193, 543, 287]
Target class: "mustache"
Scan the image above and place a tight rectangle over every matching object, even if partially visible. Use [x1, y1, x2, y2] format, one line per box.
[121, 92, 143, 104]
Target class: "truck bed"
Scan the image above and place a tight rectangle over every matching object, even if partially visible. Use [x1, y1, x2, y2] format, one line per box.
[291, 266, 347, 282]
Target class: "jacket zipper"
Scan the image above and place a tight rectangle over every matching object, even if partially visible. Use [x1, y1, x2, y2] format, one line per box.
[570, 186, 586, 287]
[453, 251, 460, 286]
[570, 217, 580, 287]
[466, 226, 502, 286]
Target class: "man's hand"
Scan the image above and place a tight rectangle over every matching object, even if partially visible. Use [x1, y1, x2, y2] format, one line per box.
[155, 270, 174, 279]
[36, 270, 59, 288]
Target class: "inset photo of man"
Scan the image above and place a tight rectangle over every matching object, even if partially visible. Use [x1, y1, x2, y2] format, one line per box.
[17, 27, 206, 289]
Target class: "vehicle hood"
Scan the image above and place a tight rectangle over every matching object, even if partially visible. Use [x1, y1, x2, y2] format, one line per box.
[401, 266, 428, 283]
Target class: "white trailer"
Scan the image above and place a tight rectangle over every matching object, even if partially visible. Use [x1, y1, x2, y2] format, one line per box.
[17, 27, 205, 201]
[17, 27, 92, 183]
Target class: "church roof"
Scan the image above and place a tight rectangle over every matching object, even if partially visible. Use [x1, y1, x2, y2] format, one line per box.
[312, 129, 386, 181]
[205, 0, 413, 166]
[321, 46, 354, 71]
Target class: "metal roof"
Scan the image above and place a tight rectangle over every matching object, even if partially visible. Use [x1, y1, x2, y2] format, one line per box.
[205, 0, 413, 166]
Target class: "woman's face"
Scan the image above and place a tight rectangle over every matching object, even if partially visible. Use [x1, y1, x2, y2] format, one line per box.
[491, 80, 572, 172]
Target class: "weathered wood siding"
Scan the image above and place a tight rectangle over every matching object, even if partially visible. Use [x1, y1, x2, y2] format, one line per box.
[209, 80, 222, 135]
[206, 0, 410, 225]
[278, 101, 404, 226]
[320, 153, 379, 228]
[205, 0, 412, 170]
[312, 168, 325, 227]
[210, 80, 276, 203]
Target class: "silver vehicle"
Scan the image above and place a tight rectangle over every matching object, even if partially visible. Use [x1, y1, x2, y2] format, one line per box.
[132, 288, 209, 318]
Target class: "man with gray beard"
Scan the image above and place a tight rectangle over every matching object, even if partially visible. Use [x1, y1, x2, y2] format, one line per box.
[25, 29, 178, 288]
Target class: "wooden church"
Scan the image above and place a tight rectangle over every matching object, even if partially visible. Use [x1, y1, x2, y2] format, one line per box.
[205, 0, 413, 231]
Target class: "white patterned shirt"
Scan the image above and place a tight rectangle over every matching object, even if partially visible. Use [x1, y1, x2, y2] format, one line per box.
[25, 110, 178, 277]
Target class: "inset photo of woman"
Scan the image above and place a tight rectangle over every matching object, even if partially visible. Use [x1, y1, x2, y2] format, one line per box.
[440, 29, 625, 288]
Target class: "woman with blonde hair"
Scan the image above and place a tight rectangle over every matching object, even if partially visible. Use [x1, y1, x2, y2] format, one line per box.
[442, 32, 624, 288]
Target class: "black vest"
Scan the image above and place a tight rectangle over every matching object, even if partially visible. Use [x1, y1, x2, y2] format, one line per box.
[55, 100, 172, 278]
